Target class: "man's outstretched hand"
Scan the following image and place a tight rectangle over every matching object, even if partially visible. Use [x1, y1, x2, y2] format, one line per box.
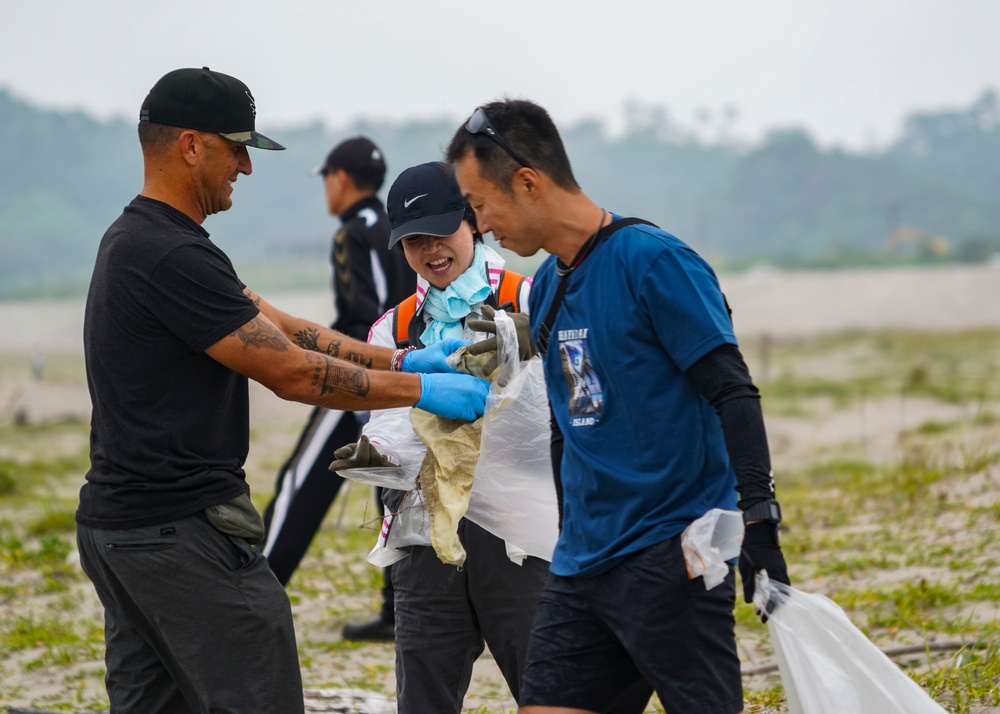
[415, 372, 489, 421]
[402, 338, 470, 374]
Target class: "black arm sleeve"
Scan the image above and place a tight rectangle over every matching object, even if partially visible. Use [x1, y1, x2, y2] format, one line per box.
[686, 343, 775, 511]
[549, 402, 565, 531]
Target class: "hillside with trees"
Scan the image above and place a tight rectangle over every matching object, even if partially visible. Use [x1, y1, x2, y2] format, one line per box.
[1, 88, 998, 298]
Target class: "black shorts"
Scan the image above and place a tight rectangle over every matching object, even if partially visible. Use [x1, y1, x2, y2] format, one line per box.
[520, 536, 743, 714]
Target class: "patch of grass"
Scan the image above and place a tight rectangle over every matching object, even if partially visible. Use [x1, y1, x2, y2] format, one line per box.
[916, 419, 958, 435]
[27, 508, 78, 536]
[342, 662, 393, 692]
[914, 638, 1000, 712]
[0, 613, 103, 665]
[757, 329, 1000, 410]
[2, 328, 998, 712]
[0, 450, 89, 497]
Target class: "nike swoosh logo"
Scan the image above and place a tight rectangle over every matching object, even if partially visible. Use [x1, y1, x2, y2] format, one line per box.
[404, 194, 428, 208]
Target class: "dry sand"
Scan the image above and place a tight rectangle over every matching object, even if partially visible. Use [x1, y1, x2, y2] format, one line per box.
[1, 263, 999, 712]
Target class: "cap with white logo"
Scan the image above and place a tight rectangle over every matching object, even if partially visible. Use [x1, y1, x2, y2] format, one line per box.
[386, 162, 468, 249]
[139, 67, 284, 150]
[313, 136, 387, 189]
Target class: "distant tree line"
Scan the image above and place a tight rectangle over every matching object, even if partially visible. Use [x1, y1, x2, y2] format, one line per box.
[1, 88, 998, 298]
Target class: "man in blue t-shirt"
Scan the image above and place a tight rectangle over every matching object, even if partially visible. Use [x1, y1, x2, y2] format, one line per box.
[446, 100, 790, 714]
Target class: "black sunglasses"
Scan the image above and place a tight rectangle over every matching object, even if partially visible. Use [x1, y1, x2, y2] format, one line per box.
[465, 107, 532, 169]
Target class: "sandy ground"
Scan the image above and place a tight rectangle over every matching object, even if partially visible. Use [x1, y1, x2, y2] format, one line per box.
[1, 263, 999, 712]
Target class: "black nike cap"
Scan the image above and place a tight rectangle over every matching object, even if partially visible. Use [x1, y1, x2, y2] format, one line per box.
[386, 162, 468, 250]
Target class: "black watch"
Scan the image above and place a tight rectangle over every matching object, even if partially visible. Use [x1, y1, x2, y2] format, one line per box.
[743, 500, 782, 525]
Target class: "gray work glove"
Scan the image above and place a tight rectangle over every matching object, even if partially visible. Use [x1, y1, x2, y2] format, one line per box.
[466, 305, 537, 376]
[328, 435, 398, 473]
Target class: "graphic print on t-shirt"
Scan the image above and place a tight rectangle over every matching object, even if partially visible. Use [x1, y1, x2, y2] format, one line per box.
[558, 329, 603, 426]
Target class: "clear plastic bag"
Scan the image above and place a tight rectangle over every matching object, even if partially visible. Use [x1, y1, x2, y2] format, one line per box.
[335, 443, 422, 491]
[680, 508, 743, 589]
[753, 573, 948, 714]
[467, 310, 559, 561]
[367, 490, 430, 567]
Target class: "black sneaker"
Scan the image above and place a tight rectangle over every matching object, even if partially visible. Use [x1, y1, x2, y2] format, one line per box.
[341, 617, 395, 642]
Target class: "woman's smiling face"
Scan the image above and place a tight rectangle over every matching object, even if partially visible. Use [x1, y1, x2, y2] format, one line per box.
[400, 221, 476, 290]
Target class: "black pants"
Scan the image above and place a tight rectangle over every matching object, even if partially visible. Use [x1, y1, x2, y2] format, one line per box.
[392, 520, 549, 713]
[77, 514, 304, 713]
[261, 407, 394, 620]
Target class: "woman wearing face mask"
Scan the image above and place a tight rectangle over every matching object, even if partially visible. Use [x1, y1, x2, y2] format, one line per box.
[338, 161, 549, 713]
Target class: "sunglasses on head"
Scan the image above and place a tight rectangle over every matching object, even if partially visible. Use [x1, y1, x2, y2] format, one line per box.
[465, 107, 532, 169]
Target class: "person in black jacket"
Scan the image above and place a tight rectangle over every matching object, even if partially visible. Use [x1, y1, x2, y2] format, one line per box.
[261, 137, 415, 642]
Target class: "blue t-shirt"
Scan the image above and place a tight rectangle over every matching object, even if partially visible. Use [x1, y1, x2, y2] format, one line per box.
[530, 217, 739, 577]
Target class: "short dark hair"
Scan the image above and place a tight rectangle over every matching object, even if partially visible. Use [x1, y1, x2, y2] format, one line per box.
[137, 121, 182, 153]
[445, 99, 579, 194]
[344, 166, 385, 193]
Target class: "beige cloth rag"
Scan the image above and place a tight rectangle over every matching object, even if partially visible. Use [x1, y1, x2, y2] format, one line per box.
[409, 346, 496, 566]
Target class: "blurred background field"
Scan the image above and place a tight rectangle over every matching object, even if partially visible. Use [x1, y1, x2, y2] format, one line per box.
[1, 265, 998, 712]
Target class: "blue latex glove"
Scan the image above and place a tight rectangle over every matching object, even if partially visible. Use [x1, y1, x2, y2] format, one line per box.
[402, 338, 471, 374]
[416, 373, 489, 421]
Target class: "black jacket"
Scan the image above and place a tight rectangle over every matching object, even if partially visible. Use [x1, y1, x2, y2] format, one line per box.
[331, 196, 415, 340]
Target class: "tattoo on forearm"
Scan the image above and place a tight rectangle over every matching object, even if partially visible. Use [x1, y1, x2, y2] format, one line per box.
[305, 353, 371, 397]
[293, 328, 371, 367]
[293, 327, 322, 351]
[233, 318, 289, 351]
[244, 288, 262, 308]
[342, 351, 373, 368]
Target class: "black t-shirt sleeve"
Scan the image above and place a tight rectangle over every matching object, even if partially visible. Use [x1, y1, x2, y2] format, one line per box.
[146, 242, 259, 352]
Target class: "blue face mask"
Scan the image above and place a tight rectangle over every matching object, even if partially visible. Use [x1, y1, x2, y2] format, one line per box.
[420, 242, 490, 345]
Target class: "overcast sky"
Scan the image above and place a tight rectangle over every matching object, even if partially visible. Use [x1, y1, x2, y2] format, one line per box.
[2, 0, 997, 150]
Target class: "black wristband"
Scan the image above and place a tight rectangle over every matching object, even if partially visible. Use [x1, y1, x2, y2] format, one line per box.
[743, 499, 782, 524]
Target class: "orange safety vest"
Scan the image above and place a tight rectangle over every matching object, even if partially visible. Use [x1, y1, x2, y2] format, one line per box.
[392, 269, 527, 348]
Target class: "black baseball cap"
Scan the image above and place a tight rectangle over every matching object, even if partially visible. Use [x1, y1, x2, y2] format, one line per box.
[387, 162, 468, 249]
[313, 136, 386, 181]
[139, 67, 285, 150]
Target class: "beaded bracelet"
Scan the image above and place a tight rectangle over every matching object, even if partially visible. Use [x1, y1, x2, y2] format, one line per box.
[390, 346, 416, 372]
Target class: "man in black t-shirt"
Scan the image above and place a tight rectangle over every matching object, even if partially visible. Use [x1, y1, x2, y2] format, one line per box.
[262, 138, 414, 642]
[77, 67, 489, 714]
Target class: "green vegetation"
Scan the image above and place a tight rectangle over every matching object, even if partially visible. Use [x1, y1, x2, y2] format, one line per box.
[2, 89, 1000, 298]
[1, 330, 998, 711]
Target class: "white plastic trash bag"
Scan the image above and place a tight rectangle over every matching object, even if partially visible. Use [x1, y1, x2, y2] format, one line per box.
[367, 513, 406, 567]
[467, 310, 559, 561]
[367, 490, 431, 567]
[753, 573, 947, 714]
[681, 508, 743, 589]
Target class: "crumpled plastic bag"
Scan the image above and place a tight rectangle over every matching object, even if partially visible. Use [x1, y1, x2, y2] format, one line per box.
[754, 573, 948, 714]
[368, 490, 432, 567]
[467, 311, 558, 561]
[680, 508, 743, 589]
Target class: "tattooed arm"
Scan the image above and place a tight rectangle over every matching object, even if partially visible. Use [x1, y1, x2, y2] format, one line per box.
[243, 287, 395, 370]
[202, 292, 421, 411]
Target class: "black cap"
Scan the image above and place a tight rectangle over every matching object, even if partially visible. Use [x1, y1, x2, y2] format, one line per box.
[313, 136, 387, 182]
[139, 67, 284, 151]
[387, 162, 467, 249]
